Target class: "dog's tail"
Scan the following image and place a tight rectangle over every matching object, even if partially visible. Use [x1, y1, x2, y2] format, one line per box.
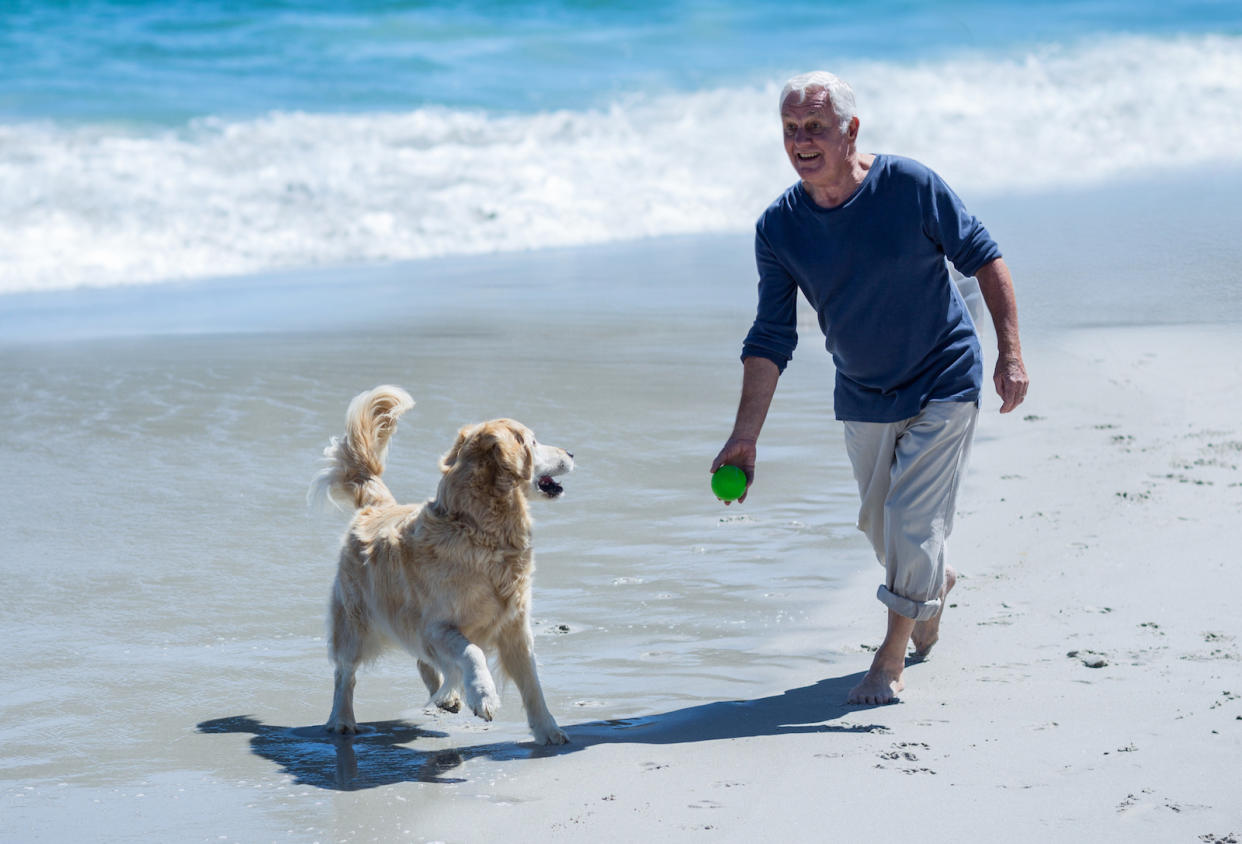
[308, 385, 415, 512]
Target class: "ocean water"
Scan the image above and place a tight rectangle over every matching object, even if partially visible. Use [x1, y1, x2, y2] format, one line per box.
[0, 234, 869, 808]
[2, 0, 1241, 294]
[2, 2, 1242, 834]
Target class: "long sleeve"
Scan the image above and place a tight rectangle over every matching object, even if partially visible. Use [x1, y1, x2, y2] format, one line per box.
[921, 171, 1001, 277]
[741, 227, 800, 372]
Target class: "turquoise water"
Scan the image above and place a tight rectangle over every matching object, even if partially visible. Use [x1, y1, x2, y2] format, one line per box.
[1, 7, 1240, 831]
[2, 0, 1241, 293]
[4, 0, 1239, 120]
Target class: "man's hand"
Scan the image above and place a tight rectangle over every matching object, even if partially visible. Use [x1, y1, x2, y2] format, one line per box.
[711, 437, 756, 504]
[975, 258, 1029, 414]
[713, 356, 780, 505]
[994, 354, 1028, 413]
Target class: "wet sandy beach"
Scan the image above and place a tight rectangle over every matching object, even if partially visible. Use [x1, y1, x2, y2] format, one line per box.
[3, 176, 1241, 841]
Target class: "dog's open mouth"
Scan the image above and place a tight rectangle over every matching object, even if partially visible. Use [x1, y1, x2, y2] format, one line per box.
[536, 475, 564, 498]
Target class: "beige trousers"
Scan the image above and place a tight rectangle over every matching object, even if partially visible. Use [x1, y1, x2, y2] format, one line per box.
[843, 401, 978, 621]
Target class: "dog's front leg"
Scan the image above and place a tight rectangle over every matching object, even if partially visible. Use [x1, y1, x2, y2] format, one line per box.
[498, 623, 568, 745]
[427, 625, 498, 721]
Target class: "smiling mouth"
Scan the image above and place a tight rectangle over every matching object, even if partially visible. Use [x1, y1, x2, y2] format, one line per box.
[537, 475, 564, 498]
[796, 152, 820, 161]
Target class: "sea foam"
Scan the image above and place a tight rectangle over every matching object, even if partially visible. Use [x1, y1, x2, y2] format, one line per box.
[4, 33, 1240, 294]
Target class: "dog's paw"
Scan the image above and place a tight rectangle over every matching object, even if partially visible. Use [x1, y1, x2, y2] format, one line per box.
[432, 692, 462, 713]
[471, 696, 498, 721]
[466, 683, 499, 721]
[534, 723, 569, 745]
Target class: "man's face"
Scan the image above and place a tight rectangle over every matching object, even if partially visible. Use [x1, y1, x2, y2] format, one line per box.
[781, 89, 853, 182]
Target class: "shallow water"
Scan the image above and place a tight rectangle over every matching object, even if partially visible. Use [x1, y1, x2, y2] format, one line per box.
[0, 235, 873, 811]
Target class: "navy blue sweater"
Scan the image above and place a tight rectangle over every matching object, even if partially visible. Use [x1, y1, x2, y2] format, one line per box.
[742, 154, 1001, 422]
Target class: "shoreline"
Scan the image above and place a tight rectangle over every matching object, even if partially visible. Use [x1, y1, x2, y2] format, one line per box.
[3, 169, 1241, 840]
[3, 319, 1238, 841]
[5, 162, 1242, 346]
[339, 323, 1242, 842]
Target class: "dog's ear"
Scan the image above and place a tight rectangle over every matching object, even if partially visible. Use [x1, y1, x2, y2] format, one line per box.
[440, 424, 478, 472]
[489, 424, 532, 483]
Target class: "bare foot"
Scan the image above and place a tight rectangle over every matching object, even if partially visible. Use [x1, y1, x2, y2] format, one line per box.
[911, 566, 957, 660]
[847, 666, 904, 705]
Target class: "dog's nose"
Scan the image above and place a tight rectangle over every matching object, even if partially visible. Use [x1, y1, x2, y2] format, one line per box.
[566, 451, 574, 459]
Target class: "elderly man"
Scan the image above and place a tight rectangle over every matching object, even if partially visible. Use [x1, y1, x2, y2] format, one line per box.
[711, 71, 1028, 705]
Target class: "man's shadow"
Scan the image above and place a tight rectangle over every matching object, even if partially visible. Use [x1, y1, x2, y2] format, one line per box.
[198, 672, 890, 791]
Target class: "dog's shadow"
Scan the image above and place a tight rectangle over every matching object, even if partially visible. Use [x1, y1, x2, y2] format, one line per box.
[198, 673, 889, 791]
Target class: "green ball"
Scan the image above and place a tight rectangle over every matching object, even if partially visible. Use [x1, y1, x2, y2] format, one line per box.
[711, 465, 747, 501]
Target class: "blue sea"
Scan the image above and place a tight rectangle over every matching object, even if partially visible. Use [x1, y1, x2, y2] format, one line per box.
[4, 4, 1242, 835]
[2, 0, 1241, 295]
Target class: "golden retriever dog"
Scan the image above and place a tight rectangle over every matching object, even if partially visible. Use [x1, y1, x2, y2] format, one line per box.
[308, 385, 573, 745]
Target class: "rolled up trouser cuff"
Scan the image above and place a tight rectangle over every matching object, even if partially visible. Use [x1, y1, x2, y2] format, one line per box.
[877, 585, 943, 621]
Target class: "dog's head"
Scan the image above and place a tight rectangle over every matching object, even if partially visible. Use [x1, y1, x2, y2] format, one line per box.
[439, 419, 574, 500]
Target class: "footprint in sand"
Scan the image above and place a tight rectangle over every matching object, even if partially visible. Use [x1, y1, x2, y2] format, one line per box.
[877, 741, 933, 771]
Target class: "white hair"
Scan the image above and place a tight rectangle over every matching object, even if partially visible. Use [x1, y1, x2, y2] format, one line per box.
[779, 71, 856, 133]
